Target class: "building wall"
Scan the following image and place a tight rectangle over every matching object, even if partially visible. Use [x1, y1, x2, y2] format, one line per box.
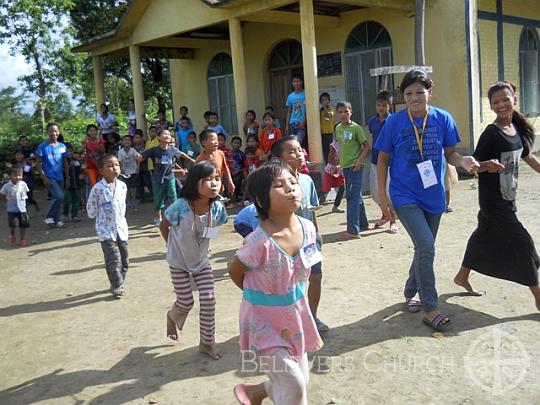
[170, 4, 474, 152]
[478, 1, 540, 141]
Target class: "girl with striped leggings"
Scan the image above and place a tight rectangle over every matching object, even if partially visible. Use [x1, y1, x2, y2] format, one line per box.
[159, 161, 227, 359]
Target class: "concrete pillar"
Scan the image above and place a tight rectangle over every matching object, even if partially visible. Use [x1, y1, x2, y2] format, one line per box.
[92, 55, 105, 114]
[129, 45, 146, 137]
[299, 0, 323, 164]
[229, 17, 248, 136]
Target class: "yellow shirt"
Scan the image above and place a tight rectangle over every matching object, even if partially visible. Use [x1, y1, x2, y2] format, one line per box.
[320, 107, 335, 134]
[146, 137, 160, 170]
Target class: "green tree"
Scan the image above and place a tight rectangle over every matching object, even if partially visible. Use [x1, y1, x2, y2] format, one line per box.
[0, 0, 75, 134]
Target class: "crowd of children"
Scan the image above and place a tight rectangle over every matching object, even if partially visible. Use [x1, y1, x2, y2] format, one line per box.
[3, 71, 540, 405]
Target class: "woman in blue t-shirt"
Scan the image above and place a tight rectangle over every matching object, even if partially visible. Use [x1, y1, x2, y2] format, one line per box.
[374, 69, 479, 331]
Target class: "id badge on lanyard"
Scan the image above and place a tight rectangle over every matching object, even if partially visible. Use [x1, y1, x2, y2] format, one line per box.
[409, 108, 438, 189]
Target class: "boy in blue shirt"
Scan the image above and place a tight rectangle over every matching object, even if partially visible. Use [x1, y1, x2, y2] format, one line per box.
[368, 91, 398, 234]
[174, 117, 192, 151]
[285, 75, 307, 146]
[207, 112, 228, 139]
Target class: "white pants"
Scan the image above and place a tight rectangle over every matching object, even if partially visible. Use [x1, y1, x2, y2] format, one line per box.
[263, 349, 309, 405]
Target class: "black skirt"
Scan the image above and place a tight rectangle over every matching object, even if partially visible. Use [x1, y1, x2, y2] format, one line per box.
[462, 210, 540, 287]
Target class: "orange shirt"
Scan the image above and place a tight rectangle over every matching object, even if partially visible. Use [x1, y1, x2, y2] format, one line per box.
[196, 149, 230, 180]
[259, 127, 282, 154]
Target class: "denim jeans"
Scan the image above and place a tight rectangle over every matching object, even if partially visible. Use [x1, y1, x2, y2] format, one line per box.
[101, 238, 129, 289]
[46, 178, 64, 223]
[289, 122, 306, 146]
[343, 167, 368, 234]
[395, 204, 442, 312]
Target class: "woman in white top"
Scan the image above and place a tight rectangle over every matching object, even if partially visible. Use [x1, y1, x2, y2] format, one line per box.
[97, 103, 118, 140]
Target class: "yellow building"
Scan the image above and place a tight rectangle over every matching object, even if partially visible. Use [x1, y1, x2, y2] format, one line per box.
[75, 0, 540, 164]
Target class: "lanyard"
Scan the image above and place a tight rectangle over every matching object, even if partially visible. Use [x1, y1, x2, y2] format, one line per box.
[407, 107, 429, 159]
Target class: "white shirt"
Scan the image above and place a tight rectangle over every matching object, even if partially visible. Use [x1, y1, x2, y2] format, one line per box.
[0, 180, 29, 213]
[97, 113, 116, 135]
[86, 178, 128, 242]
[118, 147, 140, 175]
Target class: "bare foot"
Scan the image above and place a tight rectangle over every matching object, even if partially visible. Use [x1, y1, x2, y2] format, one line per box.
[234, 383, 267, 405]
[167, 307, 188, 341]
[454, 268, 485, 296]
[166, 311, 179, 340]
[199, 342, 223, 360]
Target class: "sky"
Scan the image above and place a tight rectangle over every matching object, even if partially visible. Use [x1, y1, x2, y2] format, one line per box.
[0, 44, 36, 112]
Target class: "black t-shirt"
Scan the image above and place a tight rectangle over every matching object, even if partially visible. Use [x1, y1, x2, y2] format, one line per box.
[473, 124, 529, 212]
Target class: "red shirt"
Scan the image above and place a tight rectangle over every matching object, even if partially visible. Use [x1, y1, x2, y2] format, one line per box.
[244, 158, 261, 175]
[259, 127, 282, 154]
[219, 145, 234, 171]
[82, 138, 105, 170]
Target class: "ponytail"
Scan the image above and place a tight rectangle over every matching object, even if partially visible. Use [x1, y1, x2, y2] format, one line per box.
[488, 80, 535, 148]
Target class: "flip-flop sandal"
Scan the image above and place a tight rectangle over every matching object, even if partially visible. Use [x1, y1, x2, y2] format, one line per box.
[316, 318, 330, 333]
[233, 384, 251, 405]
[339, 232, 360, 240]
[406, 299, 422, 313]
[423, 313, 450, 331]
[374, 218, 389, 228]
[388, 224, 399, 234]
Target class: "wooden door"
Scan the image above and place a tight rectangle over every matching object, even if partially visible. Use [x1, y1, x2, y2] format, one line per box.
[269, 69, 291, 128]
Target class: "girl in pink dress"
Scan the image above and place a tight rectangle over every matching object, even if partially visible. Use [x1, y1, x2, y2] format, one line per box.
[229, 161, 323, 405]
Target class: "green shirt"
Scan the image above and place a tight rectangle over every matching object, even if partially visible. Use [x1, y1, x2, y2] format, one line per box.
[335, 121, 367, 168]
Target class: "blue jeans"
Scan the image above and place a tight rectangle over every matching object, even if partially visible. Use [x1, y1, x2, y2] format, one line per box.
[395, 204, 442, 312]
[343, 167, 368, 234]
[289, 122, 306, 146]
[46, 178, 64, 223]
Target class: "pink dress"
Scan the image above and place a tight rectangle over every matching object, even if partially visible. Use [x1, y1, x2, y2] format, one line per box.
[236, 216, 323, 357]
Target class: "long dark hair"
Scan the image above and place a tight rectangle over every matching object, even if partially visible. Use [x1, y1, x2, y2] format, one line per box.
[179, 161, 220, 203]
[488, 81, 534, 147]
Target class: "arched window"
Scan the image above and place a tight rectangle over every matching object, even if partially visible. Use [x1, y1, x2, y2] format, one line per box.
[519, 27, 539, 116]
[345, 21, 393, 124]
[207, 53, 237, 134]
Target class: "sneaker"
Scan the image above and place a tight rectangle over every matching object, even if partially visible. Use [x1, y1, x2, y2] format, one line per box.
[8, 235, 16, 244]
[44, 218, 55, 226]
[20, 239, 29, 247]
[445, 205, 454, 213]
[112, 285, 125, 298]
[55, 221, 65, 228]
[332, 206, 345, 213]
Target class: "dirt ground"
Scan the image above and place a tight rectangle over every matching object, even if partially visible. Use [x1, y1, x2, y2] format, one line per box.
[1, 166, 540, 405]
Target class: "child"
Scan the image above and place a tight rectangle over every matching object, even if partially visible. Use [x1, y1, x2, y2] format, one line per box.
[230, 137, 245, 205]
[246, 134, 264, 162]
[127, 98, 137, 137]
[196, 129, 235, 195]
[323, 138, 346, 214]
[265, 106, 281, 129]
[319, 92, 335, 163]
[176, 105, 193, 130]
[150, 109, 171, 131]
[229, 161, 323, 404]
[105, 132, 121, 155]
[86, 154, 129, 298]
[233, 203, 259, 238]
[1, 166, 30, 246]
[160, 161, 228, 359]
[63, 145, 83, 222]
[140, 129, 187, 225]
[217, 133, 234, 175]
[175, 117, 192, 151]
[133, 131, 152, 203]
[335, 101, 371, 239]
[18, 135, 35, 160]
[243, 147, 260, 177]
[272, 136, 329, 333]
[454, 81, 540, 310]
[145, 125, 160, 173]
[242, 109, 259, 137]
[118, 135, 141, 208]
[207, 112, 228, 138]
[81, 124, 105, 188]
[285, 74, 307, 146]
[259, 111, 282, 161]
[11, 150, 38, 211]
[184, 131, 202, 161]
[368, 91, 398, 234]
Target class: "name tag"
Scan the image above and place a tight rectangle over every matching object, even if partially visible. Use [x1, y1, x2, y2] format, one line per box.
[187, 150, 194, 156]
[161, 155, 170, 165]
[203, 227, 218, 239]
[416, 159, 438, 189]
[23, 165, 31, 173]
[268, 132, 275, 140]
[102, 201, 113, 211]
[300, 242, 323, 268]
[342, 131, 353, 141]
